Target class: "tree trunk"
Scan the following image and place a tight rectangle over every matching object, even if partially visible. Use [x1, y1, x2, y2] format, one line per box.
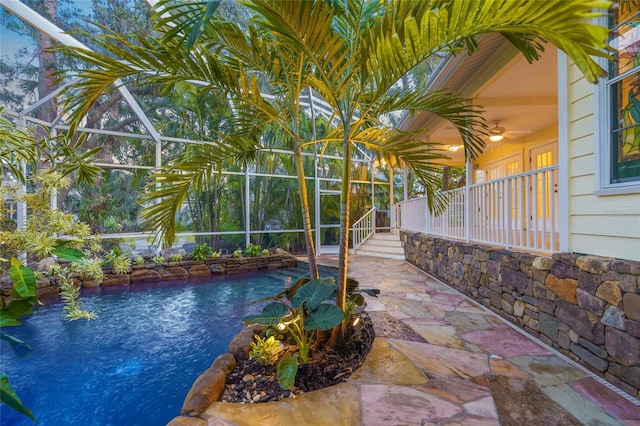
[330, 133, 351, 349]
[294, 143, 318, 280]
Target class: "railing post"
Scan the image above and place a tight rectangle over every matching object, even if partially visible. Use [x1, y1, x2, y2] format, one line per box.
[465, 157, 472, 243]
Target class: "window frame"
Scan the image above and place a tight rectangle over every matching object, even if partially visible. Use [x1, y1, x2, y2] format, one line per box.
[594, 7, 640, 195]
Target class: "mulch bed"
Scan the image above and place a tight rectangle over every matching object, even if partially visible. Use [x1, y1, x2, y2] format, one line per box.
[222, 312, 375, 403]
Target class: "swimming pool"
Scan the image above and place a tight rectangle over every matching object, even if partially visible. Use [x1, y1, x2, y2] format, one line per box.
[0, 267, 305, 425]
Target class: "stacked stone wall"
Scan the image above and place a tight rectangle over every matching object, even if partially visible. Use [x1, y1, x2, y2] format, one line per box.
[401, 231, 640, 399]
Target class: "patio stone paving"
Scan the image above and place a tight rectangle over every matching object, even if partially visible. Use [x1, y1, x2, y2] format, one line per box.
[199, 256, 640, 426]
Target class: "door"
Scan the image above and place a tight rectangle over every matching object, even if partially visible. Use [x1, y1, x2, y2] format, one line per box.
[528, 142, 559, 241]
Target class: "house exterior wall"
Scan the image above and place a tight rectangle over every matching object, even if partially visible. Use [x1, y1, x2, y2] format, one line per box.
[566, 63, 640, 261]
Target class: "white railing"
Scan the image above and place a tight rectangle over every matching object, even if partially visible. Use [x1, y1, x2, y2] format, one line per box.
[351, 207, 376, 252]
[396, 166, 559, 254]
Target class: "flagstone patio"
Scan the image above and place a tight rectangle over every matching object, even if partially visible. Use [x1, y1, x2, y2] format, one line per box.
[197, 256, 640, 426]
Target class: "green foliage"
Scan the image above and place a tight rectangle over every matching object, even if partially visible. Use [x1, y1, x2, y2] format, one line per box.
[152, 255, 165, 264]
[170, 254, 183, 262]
[261, 249, 269, 256]
[58, 275, 95, 321]
[109, 254, 132, 274]
[243, 243, 264, 257]
[249, 335, 282, 366]
[232, 249, 242, 258]
[71, 258, 105, 282]
[0, 258, 38, 421]
[133, 256, 145, 265]
[243, 276, 344, 368]
[211, 251, 221, 259]
[190, 243, 213, 260]
[276, 353, 298, 391]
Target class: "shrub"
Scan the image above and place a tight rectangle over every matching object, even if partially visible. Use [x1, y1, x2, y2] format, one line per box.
[233, 249, 242, 258]
[133, 256, 145, 265]
[249, 335, 282, 366]
[170, 254, 183, 262]
[110, 254, 131, 274]
[152, 255, 165, 264]
[190, 243, 213, 260]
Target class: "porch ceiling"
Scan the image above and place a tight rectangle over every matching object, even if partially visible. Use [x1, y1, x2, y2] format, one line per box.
[404, 35, 559, 166]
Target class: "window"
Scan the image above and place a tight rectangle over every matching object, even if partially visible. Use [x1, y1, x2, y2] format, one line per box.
[599, 1, 640, 191]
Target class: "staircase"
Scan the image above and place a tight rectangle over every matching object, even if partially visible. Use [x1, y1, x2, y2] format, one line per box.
[353, 232, 405, 260]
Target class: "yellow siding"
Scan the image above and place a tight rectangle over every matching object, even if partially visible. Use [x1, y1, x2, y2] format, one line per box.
[567, 67, 640, 261]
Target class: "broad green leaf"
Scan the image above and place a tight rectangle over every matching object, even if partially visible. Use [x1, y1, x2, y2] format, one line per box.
[0, 371, 36, 421]
[304, 303, 344, 331]
[348, 293, 365, 306]
[276, 353, 298, 390]
[9, 259, 36, 300]
[291, 279, 336, 310]
[241, 302, 289, 326]
[3, 299, 37, 321]
[0, 311, 21, 327]
[0, 332, 32, 358]
[52, 245, 85, 261]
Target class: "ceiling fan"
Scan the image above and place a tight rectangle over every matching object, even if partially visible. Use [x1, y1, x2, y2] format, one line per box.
[487, 122, 530, 142]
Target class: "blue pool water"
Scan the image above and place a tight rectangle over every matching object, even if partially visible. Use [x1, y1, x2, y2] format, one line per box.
[0, 268, 302, 426]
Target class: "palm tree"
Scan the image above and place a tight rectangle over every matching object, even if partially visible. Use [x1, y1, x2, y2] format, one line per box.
[241, 0, 611, 347]
[56, 0, 611, 349]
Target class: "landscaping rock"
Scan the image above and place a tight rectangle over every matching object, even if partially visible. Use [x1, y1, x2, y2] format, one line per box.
[211, 353, 236, 375]
[167, 416, 207, 426]
[227, 324, 265, 362]
[601, 306, 626, 331]
[623, 293, 640, 322]
[596, 281, 623, 306]
[130, 268, 161, 283]
[576, 255, 611, 274]
[555, 300, 593, 340]
[188, 264, 212, 278]
[605, 327, 640, 367]
[101, 274, 130, 287]
[545, 275, 577, 304]
[181, 367, 227, 416]
[36, 285, 58, 300]
[161, 266, 189, 281]
[576, 289, 606, 316]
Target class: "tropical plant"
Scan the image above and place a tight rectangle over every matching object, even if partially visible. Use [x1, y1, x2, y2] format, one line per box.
[190, 243, 213, 261]
[170, 254, 183, 262]
[133, 256, 145, 266]
[249, 335, 282, 366]
[0, 259, 38, 421]
[152, 255, 165, 265]
[243, 243, 264, 257]
[108, 254, 132, 274]
[242, 276, 344, 388]
[232, 249, 243, 259]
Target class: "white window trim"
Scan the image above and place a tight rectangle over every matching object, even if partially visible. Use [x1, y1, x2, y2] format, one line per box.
[594, 12, 640, 195]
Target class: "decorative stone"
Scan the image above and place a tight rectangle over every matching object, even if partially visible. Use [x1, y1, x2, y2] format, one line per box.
[611, 260, 640, 275]
[533, 282, 556, 301]
[227, 325, 265, 361]
[181, 367, 227, 416]
[36, 285, 58, 300]
[623, 293, 640, 322]
[555, 300, 593, 340]
[576, 255, 611, 274]
[34, 257, 57, 273]
[130, 268, 162, 283]
[544, 275, 577, 304]
[576, 289, 607, 316]
[577, 337, 608, 359]
[167, 416, 206, 426]
[577, 270, 601, 295]
[550, 261, 578, 279]
[608, 363, 640, 389]
[569, 343, 608, 372]
[538, 312, 559, 341]
[532, 256, 553, 271]
[188, 264, 211, 278]
[625, 319, 640, 338]
[101, 274, 130, 287]
[161, 266, 189, 281]
[620, 274, 639, 293]
[601, 306, 626, 330]
[513, 300, 525, 317]
[500, 268, 529, 292]
[605, 327, 640, 367]
[596, 281, 623, 306]
[211, 353, 236, 375]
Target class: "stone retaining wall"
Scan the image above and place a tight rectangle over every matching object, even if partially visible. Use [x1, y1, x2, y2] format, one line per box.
[1, 252, 298, 306]
[401, 231, 640, 399]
